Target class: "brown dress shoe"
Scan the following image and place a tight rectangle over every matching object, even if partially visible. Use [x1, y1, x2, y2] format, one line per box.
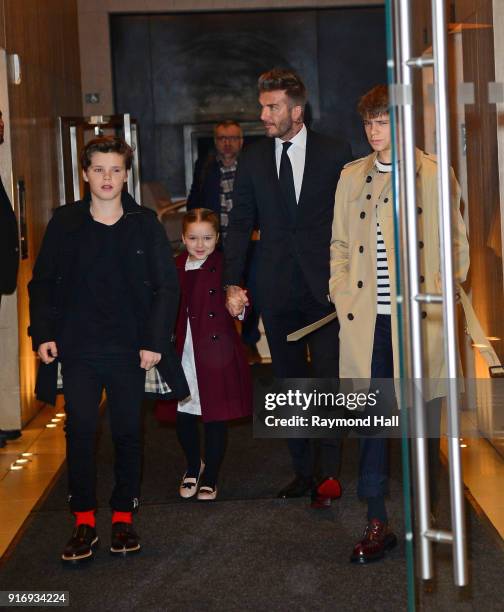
[350, 518, 397, 564]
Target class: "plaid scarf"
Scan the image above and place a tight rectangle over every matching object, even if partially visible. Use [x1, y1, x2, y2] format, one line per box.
[56, 362, 171, 395]
[218, 158, 238, 235]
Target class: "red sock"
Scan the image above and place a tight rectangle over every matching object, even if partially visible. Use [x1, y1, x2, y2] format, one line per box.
[112, 511, 132, 524]
[74, 510, 96, 527]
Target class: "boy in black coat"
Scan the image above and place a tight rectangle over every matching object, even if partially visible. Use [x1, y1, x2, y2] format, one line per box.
[28, 137, 187, 563]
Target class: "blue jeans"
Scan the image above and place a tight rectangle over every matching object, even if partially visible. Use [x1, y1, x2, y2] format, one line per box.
[357, 315, 393, 499]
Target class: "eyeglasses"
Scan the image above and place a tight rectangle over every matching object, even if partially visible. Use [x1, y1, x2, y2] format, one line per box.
[215, 136, 242, 142]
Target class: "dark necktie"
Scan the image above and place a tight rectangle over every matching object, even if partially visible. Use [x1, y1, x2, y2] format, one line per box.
[279, 141, 297, 220]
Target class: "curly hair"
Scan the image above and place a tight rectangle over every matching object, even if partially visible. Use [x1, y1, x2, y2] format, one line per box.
[357, 85, 389, 118]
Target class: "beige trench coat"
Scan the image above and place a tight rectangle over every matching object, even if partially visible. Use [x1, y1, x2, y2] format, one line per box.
[329, 149, 470, 401]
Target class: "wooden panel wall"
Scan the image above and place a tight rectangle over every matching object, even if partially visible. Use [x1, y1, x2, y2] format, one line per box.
[457, 0, 504, 373]
[2, 0, 82, 424]
[410, 0, 504, 376]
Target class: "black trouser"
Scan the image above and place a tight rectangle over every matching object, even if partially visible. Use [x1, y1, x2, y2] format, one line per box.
[261, 269, 341, 480]
[176, 411, 227, 488]
[62, 352, 145, 512]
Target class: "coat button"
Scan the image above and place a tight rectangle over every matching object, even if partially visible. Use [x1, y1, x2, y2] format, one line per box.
[55, 276, 63, 284]
[357, 281, 363, 288]
[210, 267, 216, 272]
[417, 207, 423, 215]
[366, 176, 372, 183]
[347, 313, 354, 320]
[419, 241, 424, 249]
[384, 198, 389, 203]
[211, 334, 219, 340]
[359, 246, 364, 253]
[360, 211, 366, 219]
[143, 280, 151, 287]
[422, 311, 427, 319]
[366, 194, 371, 200]
[208, 312, 215, 318]
[419, 275, 425, 283]
[136, 249, 144, 255]
[209, 288, 216, 295]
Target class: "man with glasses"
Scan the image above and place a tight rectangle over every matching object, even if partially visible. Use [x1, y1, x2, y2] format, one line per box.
[187, 120, 244, 240]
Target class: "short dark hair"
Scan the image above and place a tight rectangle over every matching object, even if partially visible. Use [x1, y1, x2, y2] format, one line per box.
[258, 68, 307, 108]
[182, 208, 220, 235]
[80, 136, 134, 171]
[357, 85, 389, 119]
[214, 120, 242, 136]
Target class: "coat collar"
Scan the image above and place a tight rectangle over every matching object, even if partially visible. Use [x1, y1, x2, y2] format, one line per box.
[176, 249, 221, 271]
[60, 191, 142, 232]
[349, 148, 423, 200]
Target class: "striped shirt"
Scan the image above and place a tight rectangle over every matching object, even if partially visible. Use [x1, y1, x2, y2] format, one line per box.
[375, 159, 392, 315]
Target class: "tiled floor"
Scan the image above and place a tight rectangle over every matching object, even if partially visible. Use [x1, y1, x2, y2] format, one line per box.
[0, 401, 66, 557]
[0, 403, 503, 559]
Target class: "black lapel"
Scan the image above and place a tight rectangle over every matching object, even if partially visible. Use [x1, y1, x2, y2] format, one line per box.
[297, 128, 315, 214]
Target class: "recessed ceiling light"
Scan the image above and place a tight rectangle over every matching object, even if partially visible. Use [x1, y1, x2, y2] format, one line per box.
[10, 464, 23, 470]
[21, 452, 33, 457]
[46, 424, 57, 428]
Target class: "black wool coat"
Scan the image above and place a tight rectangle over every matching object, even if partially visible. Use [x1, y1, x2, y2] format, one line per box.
[28, 192, 189, 405]
[0, 176, 19, 295]
[186, 154, 221, 215]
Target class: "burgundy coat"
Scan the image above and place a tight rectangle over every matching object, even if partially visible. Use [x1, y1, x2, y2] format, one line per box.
[155, 250, 252, 423]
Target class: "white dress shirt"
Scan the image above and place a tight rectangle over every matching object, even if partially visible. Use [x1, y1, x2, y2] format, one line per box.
[275, 123, 307, 203]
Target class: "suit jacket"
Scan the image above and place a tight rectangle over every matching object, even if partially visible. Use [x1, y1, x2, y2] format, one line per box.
[28, 192, 189, 405]
[0, 176, 19, 295]
[186, 154, 221, 214]
[223, 128, 352, 310]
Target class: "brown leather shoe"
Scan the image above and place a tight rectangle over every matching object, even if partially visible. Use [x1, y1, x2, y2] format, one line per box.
[350, 518, 397, 564]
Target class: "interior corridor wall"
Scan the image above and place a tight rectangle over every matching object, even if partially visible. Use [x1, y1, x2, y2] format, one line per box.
[0, 0, 82, 425]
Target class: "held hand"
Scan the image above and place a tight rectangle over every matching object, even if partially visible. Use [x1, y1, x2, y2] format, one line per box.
[139, 349, 162, 371]
[226, 285, 249, 317]
[38, 341, 58, 364]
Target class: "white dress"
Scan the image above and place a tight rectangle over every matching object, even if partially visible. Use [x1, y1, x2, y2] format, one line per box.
[177, 258, 205, 415]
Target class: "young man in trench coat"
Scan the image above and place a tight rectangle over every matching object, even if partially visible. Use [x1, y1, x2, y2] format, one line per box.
[329, 85, 469, 564]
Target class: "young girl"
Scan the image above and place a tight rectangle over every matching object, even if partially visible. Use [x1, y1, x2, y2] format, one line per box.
[156, 208, 252, 500]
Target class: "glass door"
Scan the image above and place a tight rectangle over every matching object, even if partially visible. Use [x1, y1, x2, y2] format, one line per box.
[386, 0, 504, 609]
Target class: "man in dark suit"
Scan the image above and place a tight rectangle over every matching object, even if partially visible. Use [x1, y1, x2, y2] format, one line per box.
[224, 69, 352, 500]
[0, 108, 21, 448]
